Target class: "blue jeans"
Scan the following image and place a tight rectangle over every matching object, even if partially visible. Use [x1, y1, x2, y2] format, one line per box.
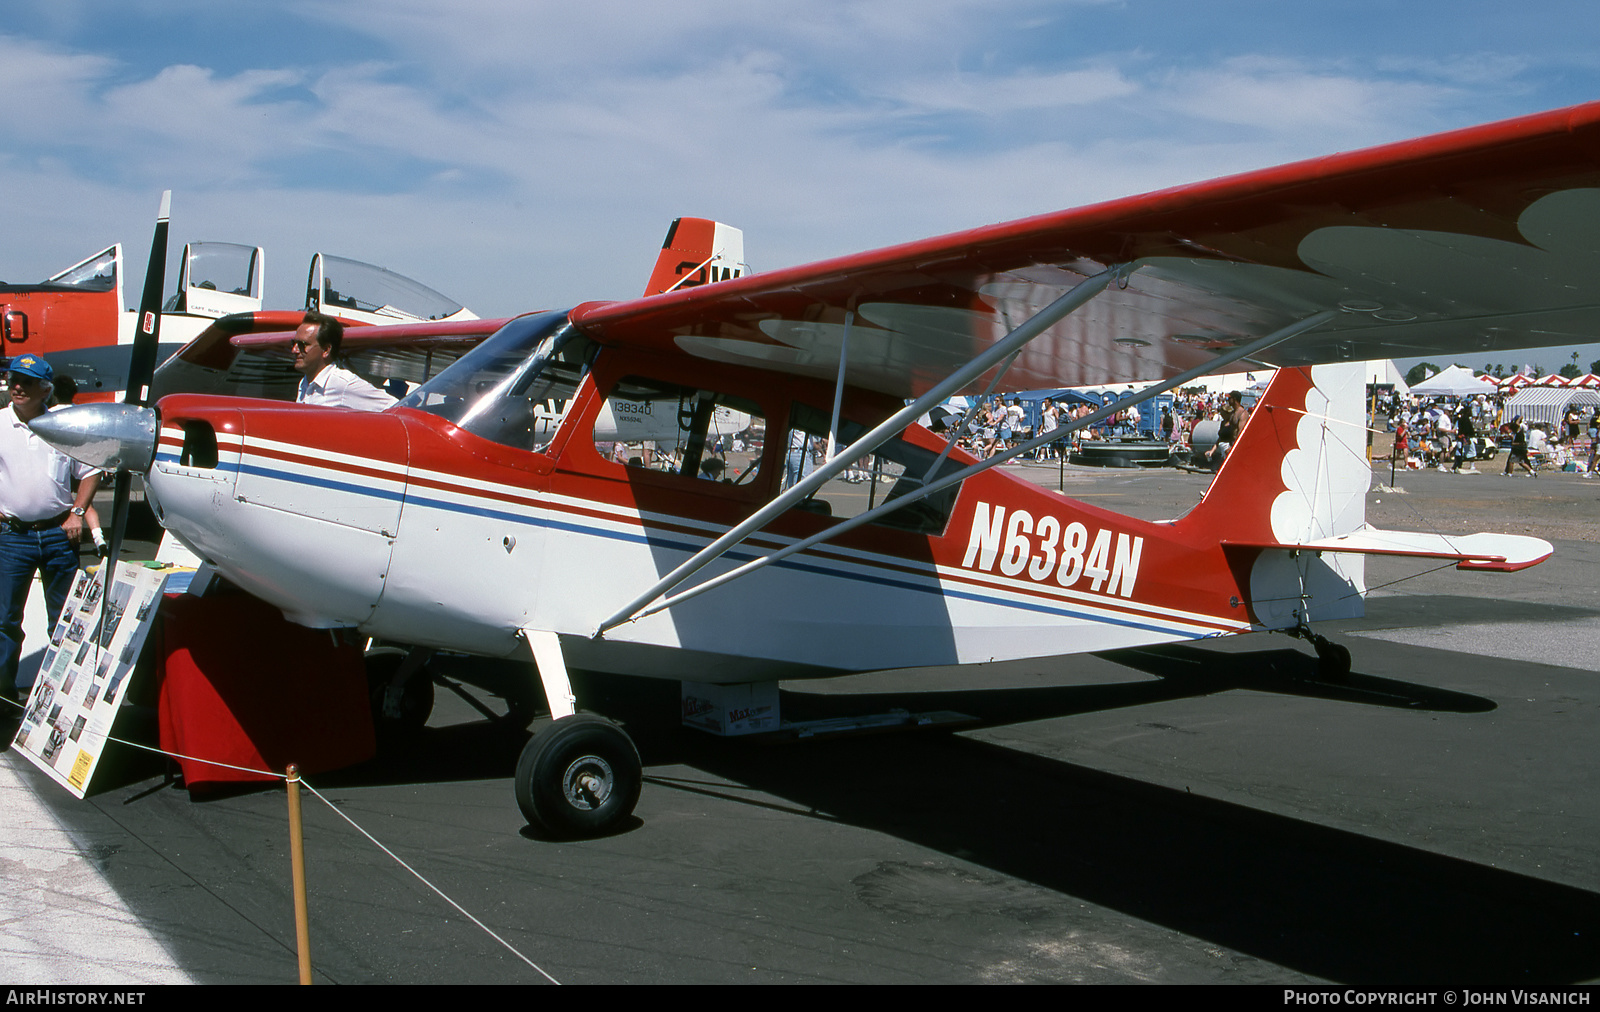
[0, 527, 80, 701]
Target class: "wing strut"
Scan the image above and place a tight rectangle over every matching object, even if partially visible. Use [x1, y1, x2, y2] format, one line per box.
[824, 310, 853, 460]
[614, 307, 1341, 625]
[595, 265, 1127, 636]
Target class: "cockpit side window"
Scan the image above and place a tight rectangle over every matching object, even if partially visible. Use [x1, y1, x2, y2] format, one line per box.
[786, 402, 962, 536]
[596, 376, 766, 487]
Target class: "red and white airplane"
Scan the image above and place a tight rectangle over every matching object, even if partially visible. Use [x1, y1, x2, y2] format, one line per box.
[36, 102, 1599, 838]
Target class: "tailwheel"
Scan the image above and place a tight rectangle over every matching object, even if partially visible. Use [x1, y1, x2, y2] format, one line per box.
[1287, 622, 1353, 681]
[1315, 640, 1353, 680]
[515, 714, 641, 838]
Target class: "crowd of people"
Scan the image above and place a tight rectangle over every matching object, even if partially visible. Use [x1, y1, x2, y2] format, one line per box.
[940, 383, 1600, 480]
[1387, 390, 1600, 477]
[944, 388, 1253, 466]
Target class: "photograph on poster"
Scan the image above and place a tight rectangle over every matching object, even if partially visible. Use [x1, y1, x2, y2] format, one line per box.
[24, 684, 54, 725]
[102, 666, 129, 706]
[94, 580, 134, 648]
[78, 576, 101, 613]
[42, 723, 65, 762]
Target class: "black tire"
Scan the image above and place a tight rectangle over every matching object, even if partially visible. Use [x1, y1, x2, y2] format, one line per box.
[1316, 641, 1352, 680]
[514, 715, 641, 838]
[366, 650, 434, 735]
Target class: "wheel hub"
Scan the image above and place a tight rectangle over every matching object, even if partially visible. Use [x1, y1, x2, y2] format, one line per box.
[562, 754, 614, 810]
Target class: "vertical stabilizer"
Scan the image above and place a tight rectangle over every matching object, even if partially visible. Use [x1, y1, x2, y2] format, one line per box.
[643, 218, 748, 296]
[1180, 363, 1372, 627]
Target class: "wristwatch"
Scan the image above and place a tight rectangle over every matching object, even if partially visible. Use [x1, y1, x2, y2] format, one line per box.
[69, 507, 86, 516]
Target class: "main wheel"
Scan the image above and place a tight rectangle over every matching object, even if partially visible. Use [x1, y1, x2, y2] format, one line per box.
[514, 715, 642, 838]
[366, 649, 435, 735]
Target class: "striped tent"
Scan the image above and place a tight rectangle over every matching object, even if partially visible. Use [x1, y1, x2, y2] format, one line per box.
[1503, 387, 1600, 429]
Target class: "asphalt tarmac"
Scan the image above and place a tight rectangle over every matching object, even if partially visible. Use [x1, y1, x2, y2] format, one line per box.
[2, 461, 1598, 985]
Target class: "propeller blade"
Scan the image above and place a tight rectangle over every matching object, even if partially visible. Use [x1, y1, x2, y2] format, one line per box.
[103, 191, 170, 577]
[125, 190, 170, 408]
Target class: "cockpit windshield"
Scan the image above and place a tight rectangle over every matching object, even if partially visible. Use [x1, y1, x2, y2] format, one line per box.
[45, 247, 118, 292]
[397, 310, 593, 450]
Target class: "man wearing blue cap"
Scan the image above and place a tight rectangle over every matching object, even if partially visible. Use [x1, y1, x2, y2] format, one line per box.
[0, 354, 99, 711]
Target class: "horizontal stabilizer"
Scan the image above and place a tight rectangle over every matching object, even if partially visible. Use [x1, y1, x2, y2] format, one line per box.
[1225, 527, 1552, 572]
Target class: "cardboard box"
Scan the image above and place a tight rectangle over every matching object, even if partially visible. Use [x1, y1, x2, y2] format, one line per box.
[681, 680, 779, 736]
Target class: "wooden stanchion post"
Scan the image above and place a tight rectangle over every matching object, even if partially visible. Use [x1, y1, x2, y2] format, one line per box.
[286, 763, 312, 984]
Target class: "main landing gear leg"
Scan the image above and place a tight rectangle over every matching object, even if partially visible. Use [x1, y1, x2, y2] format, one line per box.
[513, 629, 642, 839]
[1287, 619, 1352, 680]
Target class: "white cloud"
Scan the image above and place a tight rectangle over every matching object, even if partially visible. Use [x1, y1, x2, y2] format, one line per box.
[0, 34, 116, 140]
[1160, 58, 1459, 140]
[2, 2, 1596, 323]
[879, 66, 1139, 116]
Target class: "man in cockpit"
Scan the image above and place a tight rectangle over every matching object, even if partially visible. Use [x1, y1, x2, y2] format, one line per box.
[293, 312, 397, 411]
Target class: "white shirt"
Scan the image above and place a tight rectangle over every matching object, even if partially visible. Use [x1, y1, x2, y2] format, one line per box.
[0, 405, 96, 521]
[297, 364, 397, 412]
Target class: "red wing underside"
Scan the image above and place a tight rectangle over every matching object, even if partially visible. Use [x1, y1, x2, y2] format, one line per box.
[571, 101, 1600, 398]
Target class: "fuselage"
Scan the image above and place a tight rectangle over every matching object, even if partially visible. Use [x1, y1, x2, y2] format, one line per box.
[144, 322, 1271, 683]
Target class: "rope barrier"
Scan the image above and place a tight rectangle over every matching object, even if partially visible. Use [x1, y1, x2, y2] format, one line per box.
[4, 705, 560, 985]
[298, 779, 560, 985]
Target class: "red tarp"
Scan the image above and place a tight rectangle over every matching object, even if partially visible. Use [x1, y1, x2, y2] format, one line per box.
[157, 592, 374, 791]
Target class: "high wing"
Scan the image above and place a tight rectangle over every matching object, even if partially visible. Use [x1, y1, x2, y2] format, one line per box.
[571, 101, 1600, 398]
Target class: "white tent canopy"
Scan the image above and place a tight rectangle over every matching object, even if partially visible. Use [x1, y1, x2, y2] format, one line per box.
[1409, 365, 1495, 397]
[1366, 359, 1410, 395]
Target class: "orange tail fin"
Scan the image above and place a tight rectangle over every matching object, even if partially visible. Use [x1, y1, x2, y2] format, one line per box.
[642, 218, 749, 296]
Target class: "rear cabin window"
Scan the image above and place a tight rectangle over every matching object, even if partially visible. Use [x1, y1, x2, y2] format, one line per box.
[595, 377, 766, 487]
[785, 403, 963, 536]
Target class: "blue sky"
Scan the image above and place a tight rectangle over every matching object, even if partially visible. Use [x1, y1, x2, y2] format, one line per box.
[3, 1, 1600, 371]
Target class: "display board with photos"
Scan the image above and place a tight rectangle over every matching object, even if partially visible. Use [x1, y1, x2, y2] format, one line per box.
[14, 562, 170, 797]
